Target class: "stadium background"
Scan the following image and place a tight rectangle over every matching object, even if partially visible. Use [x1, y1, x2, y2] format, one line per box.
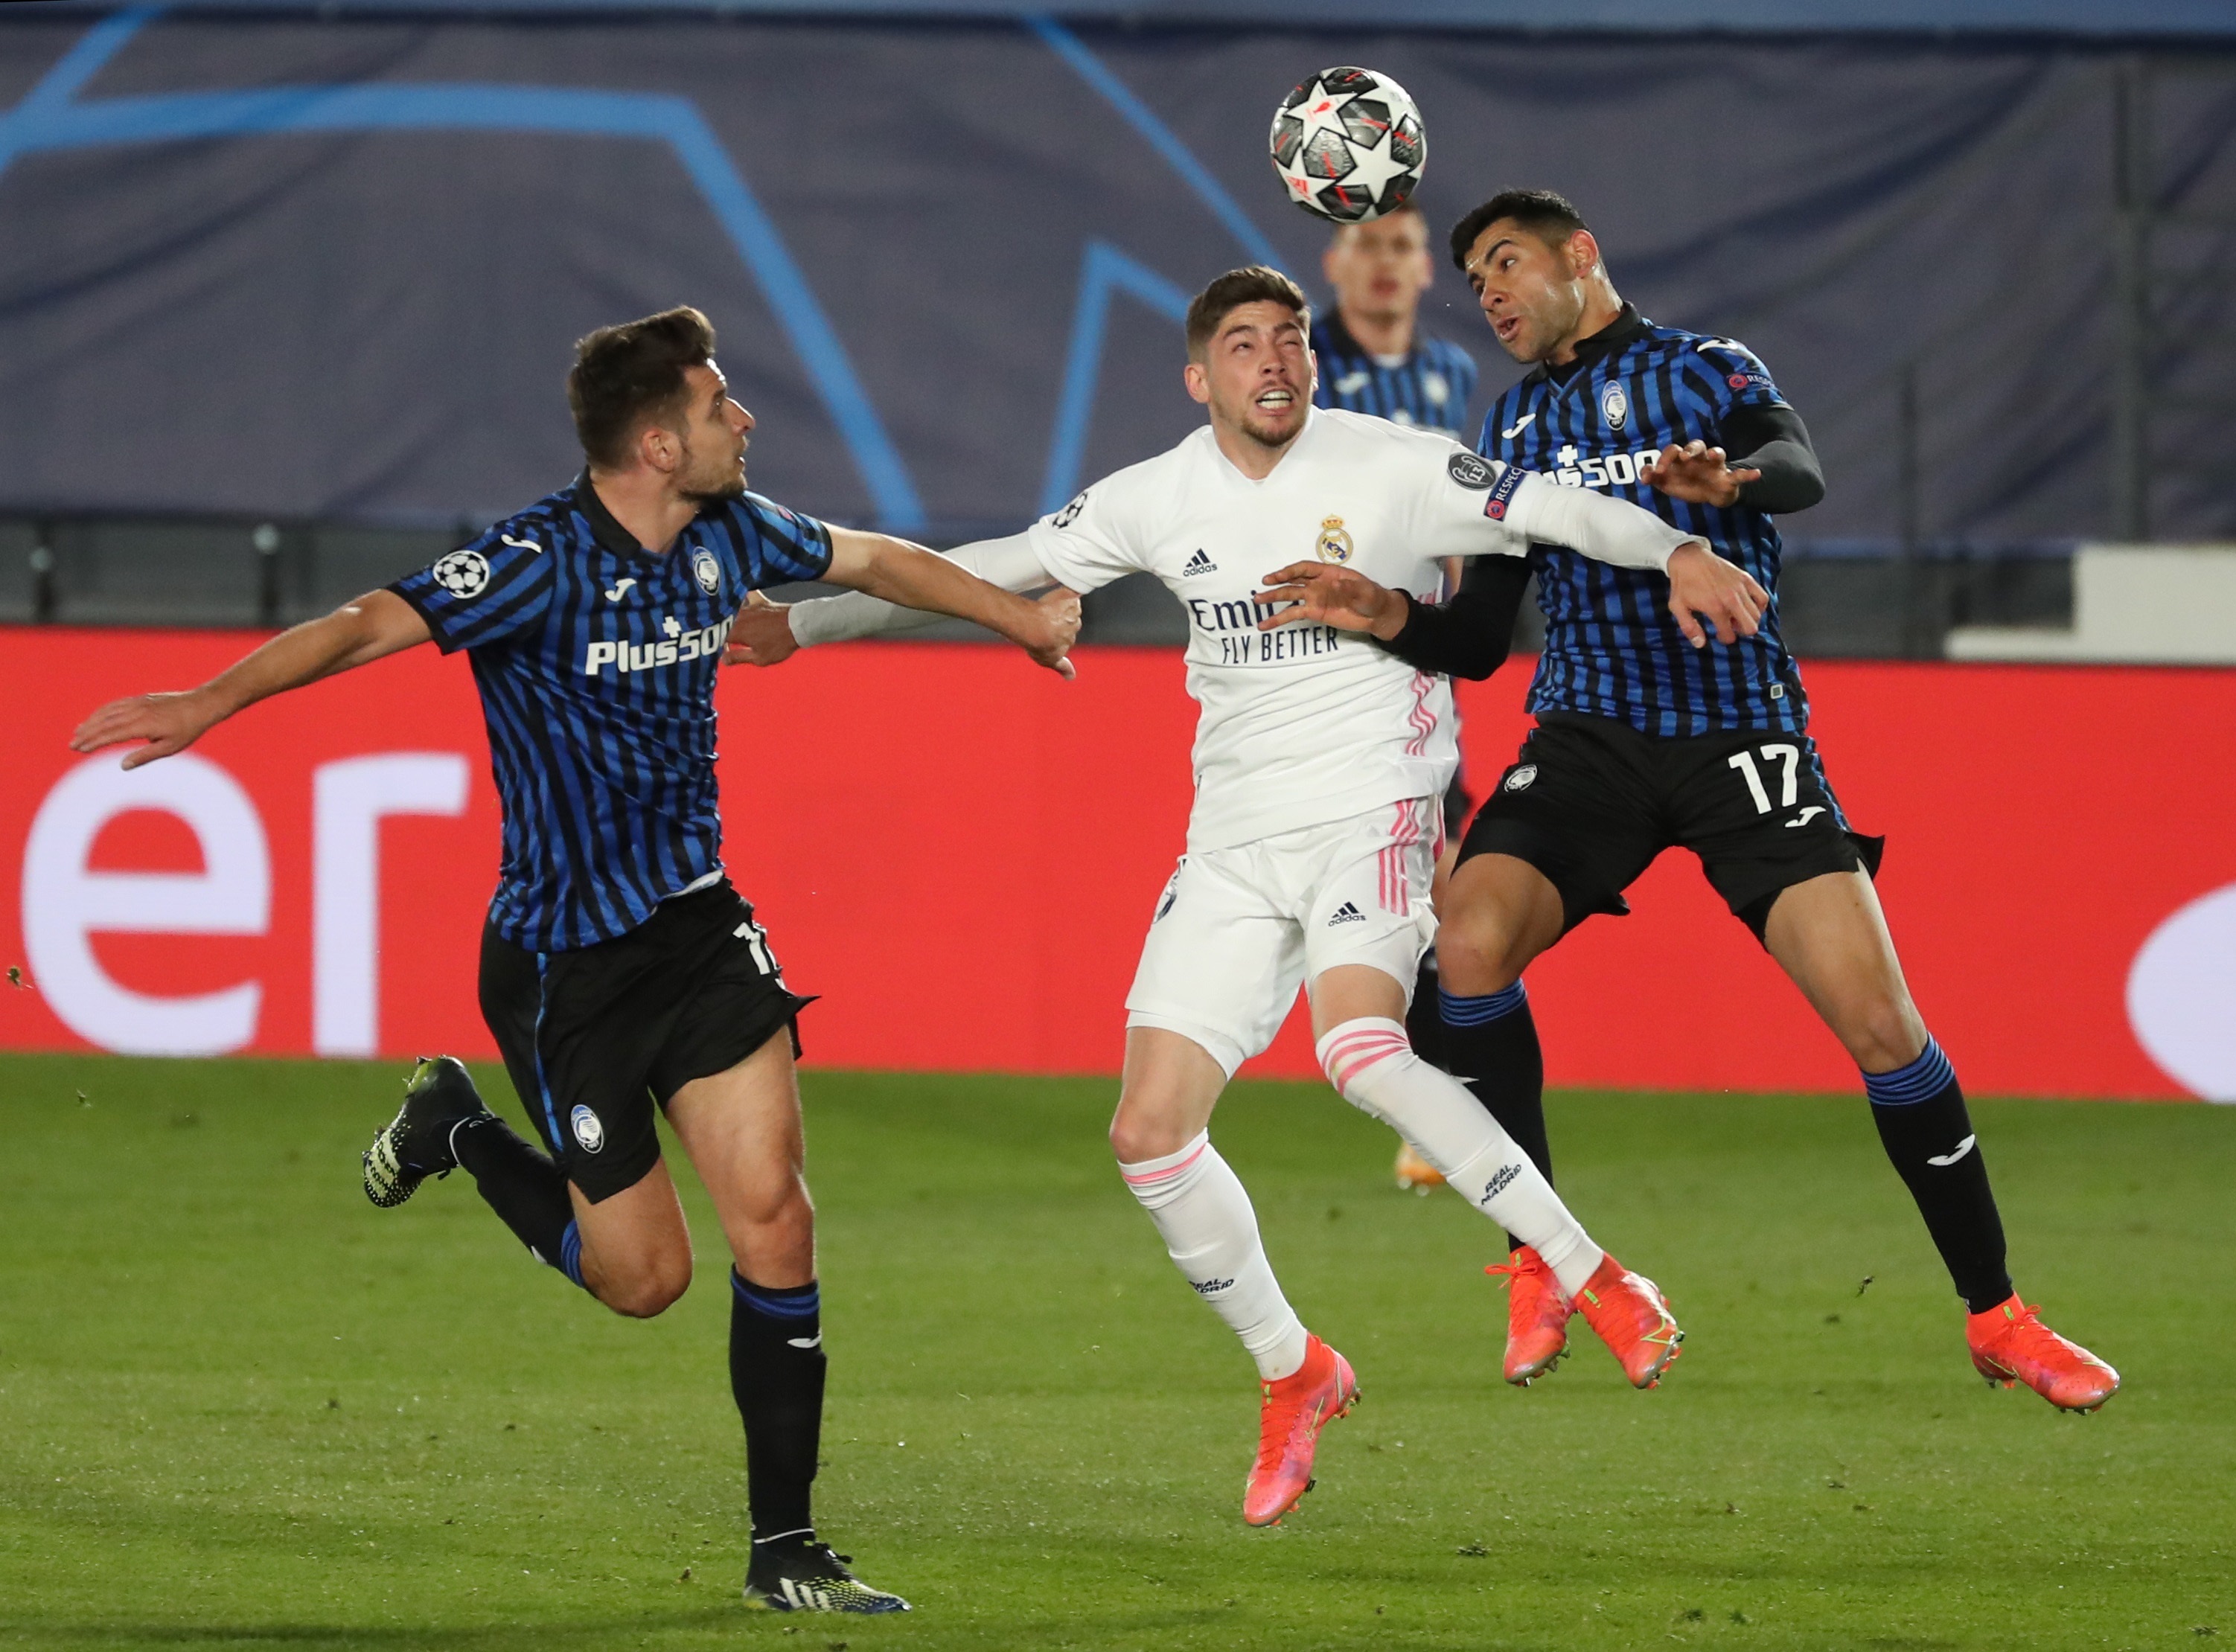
[5, 8, 2236, 1650]
[2, 0, 2232, 1102]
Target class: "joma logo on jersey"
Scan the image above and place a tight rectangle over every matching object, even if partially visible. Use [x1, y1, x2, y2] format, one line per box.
[582, 617, 732, 676]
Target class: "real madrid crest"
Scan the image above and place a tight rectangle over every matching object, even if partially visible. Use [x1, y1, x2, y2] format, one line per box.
[1600, 380, 1629, 431]
[1315, 514, 1355, 564]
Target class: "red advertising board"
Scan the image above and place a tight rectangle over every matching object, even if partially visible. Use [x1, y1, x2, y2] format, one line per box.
[4, 627, 2231, 1101]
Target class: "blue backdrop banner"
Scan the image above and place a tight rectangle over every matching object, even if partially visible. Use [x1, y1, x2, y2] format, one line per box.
[1, 7, 2230, 544]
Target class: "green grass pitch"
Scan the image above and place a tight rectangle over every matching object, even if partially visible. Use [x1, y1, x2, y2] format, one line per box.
[1, 1053, 2231, 1650]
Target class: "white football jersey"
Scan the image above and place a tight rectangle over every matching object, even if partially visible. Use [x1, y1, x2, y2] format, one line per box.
[1028, 407, 1534, 854]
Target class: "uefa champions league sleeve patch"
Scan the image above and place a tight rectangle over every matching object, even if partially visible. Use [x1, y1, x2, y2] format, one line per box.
[430, 548, 491, 599]
[1446, 449, 1495, 490]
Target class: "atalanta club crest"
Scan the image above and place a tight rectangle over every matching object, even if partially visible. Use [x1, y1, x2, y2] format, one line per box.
[1315, 514, 1355, 563]
[1601, 380, 1629, 430]
[692, 548, 721, 595]
[569, 1104, 605, 1153]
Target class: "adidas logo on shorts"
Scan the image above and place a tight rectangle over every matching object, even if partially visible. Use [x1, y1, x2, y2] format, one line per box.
[1181, 549, 1217, 577]
[1326, 902, 1366, 926]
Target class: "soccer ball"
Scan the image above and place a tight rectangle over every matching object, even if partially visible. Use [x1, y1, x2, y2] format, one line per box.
[1269, 65, 1426, 224]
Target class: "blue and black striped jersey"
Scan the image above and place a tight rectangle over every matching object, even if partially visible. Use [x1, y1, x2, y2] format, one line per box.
[1312, 313, 1478, 438]
[389, 476, 831, 953]
[1480, 307, 1807, 737]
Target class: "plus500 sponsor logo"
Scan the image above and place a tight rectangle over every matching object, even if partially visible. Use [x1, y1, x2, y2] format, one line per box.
[1549, 448, 1663, 490]
[582, 618, 732, 676]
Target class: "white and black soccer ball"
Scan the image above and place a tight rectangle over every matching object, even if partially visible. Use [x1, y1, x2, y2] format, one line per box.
[1269, 65, 1425, 225]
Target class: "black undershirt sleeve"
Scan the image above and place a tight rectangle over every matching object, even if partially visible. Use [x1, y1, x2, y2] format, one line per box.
[1721, 403, 1825, 515]
[1371, 555, 1533, 681]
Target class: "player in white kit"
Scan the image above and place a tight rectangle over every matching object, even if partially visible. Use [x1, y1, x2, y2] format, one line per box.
[732, 268, 1769, 1526]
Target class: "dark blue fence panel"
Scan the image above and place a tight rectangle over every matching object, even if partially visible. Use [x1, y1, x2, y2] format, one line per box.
[0, 8, 2229, 543]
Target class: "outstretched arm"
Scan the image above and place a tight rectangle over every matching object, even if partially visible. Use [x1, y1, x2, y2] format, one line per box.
[727, 532, 1070, 667]
[1494, 473, 1769, 648]
[1257, 461, 1769, 654]
[69, 588, 432, 769]
[817, 526, 1078, 678]
[1377, 560, 1535, 681]
[1647, 406, 1824, 515]
[1244, 557, 1531, 682]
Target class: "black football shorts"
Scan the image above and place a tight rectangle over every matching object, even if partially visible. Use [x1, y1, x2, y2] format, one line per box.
[1457, 711, 1884, 943]
[477, 879, 813, 1203]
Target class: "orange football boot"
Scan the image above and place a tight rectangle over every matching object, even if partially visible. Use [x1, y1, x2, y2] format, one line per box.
[1242, 1334, 1358, 1527]
[1486, 1246, 1573, 1385]
[1967, 1296, 2120, 1413]
[1393, 1142, 1446, 1193]
[1571, 1254, 1684, 1388]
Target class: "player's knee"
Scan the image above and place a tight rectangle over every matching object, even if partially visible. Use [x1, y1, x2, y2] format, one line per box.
[1843, 996, 1928, 1074]
[1434, 906, 1527, 993]
[594, 1251, 693, 1319]
[738, 1170, 814, 1231]
[1109, 1101, 1190, 1167]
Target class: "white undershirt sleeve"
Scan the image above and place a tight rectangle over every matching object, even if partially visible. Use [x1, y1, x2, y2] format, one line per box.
[788, 532, 1055, 647]
[1487, 470, 1701, 572]
[1410, 439, 1702, 573]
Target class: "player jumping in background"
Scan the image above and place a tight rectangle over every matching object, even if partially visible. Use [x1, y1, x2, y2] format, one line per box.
[732, 267, 1772, 1525]
[68, 307, 1082, 1613]
[1263, 191, 2118, 1413]
[1312, 203, 1482, 1131]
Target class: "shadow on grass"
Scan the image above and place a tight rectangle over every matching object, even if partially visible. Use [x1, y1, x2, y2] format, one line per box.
[0, 1613, 749, 1649]
[0, 1604, 1265, 1651]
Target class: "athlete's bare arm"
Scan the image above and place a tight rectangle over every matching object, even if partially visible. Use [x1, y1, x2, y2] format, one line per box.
[814, 525, 1079, 677]
[728, 532, 1073, 669]
[68, 587, 432, 769]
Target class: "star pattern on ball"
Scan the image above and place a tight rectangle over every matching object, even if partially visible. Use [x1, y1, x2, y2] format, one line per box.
[1327, 121, 1416, 204]
[1271, 68, 1425, 222]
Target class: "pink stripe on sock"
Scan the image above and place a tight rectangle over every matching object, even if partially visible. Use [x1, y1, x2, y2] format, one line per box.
[1121, 1139, 1209, 1186]
[1321, 1029, 1410, 1089]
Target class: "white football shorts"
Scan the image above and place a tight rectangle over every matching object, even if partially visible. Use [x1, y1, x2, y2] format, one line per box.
[1125, 797, 1442, 1078]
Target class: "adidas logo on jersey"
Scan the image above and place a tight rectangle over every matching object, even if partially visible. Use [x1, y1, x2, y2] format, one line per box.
[1181, 549, 1218, 577]
[1326, 902, 1367, 926]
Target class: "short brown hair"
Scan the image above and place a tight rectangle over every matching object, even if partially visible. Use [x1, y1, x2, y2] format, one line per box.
[1448, 189, 1590, 271]
[567, 306, 717, 469]
[1184, 266, 1311, 362]
[1330, 199, 1425, 239]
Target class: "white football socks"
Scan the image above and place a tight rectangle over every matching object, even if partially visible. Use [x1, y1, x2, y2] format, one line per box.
[1118, 1131, 1310, 1381]
[1317, 1017, 1605, 1296]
